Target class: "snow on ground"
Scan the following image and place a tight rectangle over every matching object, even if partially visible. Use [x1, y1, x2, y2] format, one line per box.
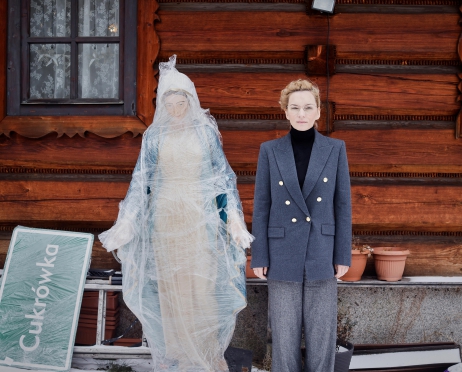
[0, 361, 269, 372]
[70, 357, 268, 372]
[70, 357, 269, 371]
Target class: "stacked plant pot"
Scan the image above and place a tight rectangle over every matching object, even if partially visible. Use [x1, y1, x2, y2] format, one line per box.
[373, 247, 410, 281]
[75, 291, 120, 345]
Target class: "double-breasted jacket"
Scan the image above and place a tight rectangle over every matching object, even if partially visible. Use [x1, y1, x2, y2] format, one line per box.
[251, 129, 352, 282]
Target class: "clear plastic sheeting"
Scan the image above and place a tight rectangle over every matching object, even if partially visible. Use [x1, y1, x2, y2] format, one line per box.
[99, 55, 254, 372]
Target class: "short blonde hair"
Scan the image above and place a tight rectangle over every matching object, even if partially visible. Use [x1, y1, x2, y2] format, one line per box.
[279, 79, 321, 110]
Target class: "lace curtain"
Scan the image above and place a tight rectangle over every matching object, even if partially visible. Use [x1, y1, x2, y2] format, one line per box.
[29, 0, 119, 100]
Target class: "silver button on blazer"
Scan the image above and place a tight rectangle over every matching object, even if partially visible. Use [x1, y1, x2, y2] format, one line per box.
[251, 129, 352, 282]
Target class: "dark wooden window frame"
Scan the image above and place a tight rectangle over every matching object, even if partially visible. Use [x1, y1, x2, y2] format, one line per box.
[7, 0, 137, 116]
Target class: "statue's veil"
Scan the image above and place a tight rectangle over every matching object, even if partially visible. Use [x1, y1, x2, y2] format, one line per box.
[99, 55, 250, 371]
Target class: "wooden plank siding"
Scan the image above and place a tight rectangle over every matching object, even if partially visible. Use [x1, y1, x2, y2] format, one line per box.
[2, 178, 462, 273]
[136, 0, 160, 125]
[0, 0, 461, 275]
[3, 129, 461, 171]
[0, 0, 6, 122]
[184, 73, 459, 117]
[2, 179, 462, 230]
[157, 11, 459, 58]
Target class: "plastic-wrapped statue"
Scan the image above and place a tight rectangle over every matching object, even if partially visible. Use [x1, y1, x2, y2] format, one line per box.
[99, 55, 254, 371]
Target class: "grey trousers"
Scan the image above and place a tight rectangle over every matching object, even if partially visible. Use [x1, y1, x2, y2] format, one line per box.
[268, 276, 337, 372]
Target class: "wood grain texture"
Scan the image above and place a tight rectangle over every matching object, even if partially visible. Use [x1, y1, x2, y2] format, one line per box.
[0, 234, 121, 270]
[2, 179, 462, 231]
[0, 200, 119, 222]
[89, 240, 121, 270]
[136, 0, 160, 125]
[330, 73, 459, 117]
[1, 233, 461, 274]
[0, 116, 146, 138]
[0, 72, 456, 135]
[157, 11, 326, 52]
[157, 11, 459, 59]
[332, 129, 462, 167]
[0, 132, 142, 169]
[330, 13, 459, 57]
[178, 72, 458, 117]
[351, 184, 462, 230]
[2, 128, 462, 171]
[0, 180, 129, 201]
[239, 187, 462, 231]
[354, 235, 462, 276]
[0, 0, 6, 122]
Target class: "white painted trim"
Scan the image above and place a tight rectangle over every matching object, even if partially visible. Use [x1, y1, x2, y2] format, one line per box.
[0, 227, 94, 370]
[73, 345, 152, 355]
[65, 233, 94, 370]
[350, 348, 461, 369]
[0, 228, 19, 302]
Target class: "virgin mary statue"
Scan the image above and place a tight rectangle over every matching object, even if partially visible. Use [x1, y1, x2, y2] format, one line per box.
[99, 55, 254, 371]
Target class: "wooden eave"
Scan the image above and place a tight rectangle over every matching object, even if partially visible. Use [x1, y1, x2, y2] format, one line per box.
[0, 116, 146, 139]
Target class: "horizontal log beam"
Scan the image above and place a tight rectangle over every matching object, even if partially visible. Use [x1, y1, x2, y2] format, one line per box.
[1, 180, 462, 230]
[1, 231, 460, 274]
[184, 73, 458, 116]
[171, 62, 462, 75]
[352, 234, 462, 276]
[332, 129, 462, 167]
[158, 3, 458, 14]
[175, 63, 306, 73]
[0, 234, 120, 270]
[334, 120, 454, 130]
[335, 65, 461, 75]
[157, 12, 459, 57]
[0, 0, 6, 123]
[0, 132, 142, 169]
[2, 128, 462, 170]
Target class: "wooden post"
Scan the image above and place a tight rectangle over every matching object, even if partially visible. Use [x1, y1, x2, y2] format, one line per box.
[136, 0, 160, 126]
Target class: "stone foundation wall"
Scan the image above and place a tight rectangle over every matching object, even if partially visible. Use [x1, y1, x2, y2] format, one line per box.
[230, 282, 462, 364]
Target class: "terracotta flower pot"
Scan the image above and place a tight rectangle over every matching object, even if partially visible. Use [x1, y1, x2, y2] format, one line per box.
[245, 256, 258, 278]
[340, 250, 369, 282]
[373, 247, 410, 282]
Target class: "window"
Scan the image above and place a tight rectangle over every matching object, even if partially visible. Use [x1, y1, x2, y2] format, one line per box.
[7, 0, 137, 116]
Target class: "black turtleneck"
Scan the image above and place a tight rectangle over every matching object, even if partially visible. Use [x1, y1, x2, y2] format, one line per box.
[290, 126, 315, 189]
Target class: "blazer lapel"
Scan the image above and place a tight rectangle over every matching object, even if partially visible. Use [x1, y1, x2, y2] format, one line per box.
[302, 130, 333, 200]
[273, 134, 309, 216]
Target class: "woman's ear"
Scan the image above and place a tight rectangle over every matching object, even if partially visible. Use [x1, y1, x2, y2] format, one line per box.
[284, 109, 290, 121]
[315, 107, 321, 121]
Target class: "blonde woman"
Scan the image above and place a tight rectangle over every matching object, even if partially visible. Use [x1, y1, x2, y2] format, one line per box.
[251, 79, 352, 371]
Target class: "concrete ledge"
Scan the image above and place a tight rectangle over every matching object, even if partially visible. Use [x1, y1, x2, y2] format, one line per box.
[246, 276, 462, 286]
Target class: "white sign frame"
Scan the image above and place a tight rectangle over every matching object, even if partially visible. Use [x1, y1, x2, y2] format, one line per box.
[0, 227, 93, 371]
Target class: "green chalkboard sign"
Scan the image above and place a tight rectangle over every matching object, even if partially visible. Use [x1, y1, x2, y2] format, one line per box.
[0, 226, 93, 371]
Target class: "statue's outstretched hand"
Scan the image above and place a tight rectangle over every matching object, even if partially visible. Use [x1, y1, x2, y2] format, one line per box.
[99, 219, 134, 252]
[227, 210, 254, 249]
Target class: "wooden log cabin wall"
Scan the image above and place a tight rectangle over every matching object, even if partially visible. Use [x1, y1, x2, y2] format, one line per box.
[0, 0, 462, 277]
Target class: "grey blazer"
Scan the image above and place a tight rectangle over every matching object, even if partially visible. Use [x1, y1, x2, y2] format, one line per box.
[251, 129, 352, 282]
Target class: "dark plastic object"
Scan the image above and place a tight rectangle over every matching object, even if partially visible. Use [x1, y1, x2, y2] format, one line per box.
[224, 346, 253, 372]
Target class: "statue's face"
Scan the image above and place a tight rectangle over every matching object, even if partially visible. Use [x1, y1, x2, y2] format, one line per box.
[164, 93, 189, 119]
[285, 90, 320, 131]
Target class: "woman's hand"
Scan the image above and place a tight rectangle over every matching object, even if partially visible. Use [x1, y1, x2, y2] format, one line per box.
[253, 267, 268, 280]
[335, 264, 349, 279]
